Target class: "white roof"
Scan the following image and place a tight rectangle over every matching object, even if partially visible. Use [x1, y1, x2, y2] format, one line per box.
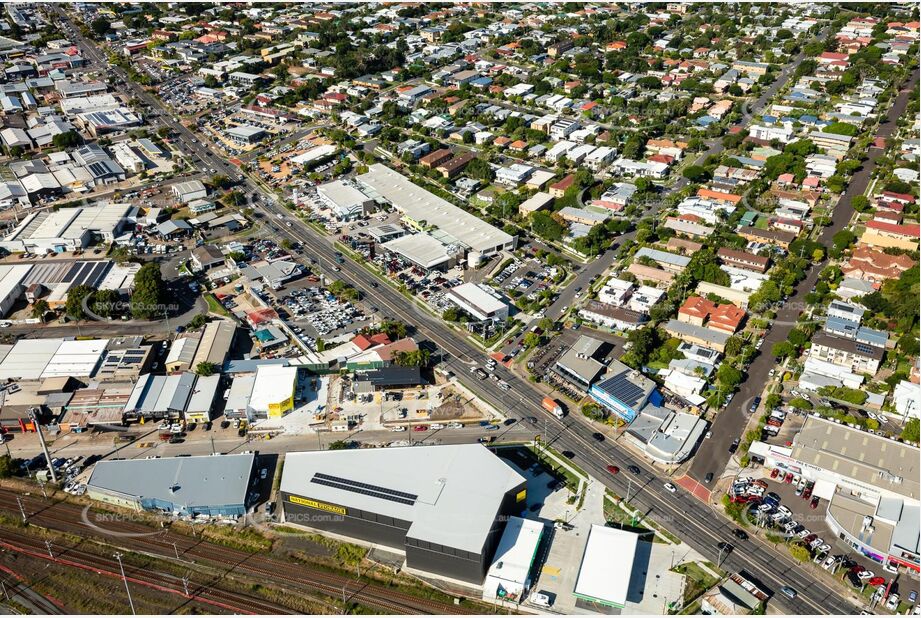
[248, 365, 297, 412]
[281, 444, 525, 554]
[447, 282, 506, 315]
[0, 338, 62, 380]
[316, 180, 370, 211]
[0, 264, 32, 306]
[290, 144, 337, 165]
[574, 525, 638, 607]
[41, 338, 108, 378]
[382, 233, 452, 269]
[518, 191, 554, 214]
[484, 516, 544, 596]
[357, 164, 514, 253]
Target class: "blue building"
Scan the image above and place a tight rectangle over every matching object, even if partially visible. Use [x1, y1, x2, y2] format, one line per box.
[589, 360, 659, 423]
[86, 453, 257, 517]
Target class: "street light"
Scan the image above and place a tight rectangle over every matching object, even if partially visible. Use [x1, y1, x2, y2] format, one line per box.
[114, 552, 136, 615]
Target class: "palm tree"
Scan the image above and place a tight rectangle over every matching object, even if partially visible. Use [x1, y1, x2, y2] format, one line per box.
[31, 299, 50, 323]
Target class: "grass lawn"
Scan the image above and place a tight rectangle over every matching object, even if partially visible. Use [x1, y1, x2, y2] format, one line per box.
[204, 293, 231, 317]
[672, 561, 722, 605]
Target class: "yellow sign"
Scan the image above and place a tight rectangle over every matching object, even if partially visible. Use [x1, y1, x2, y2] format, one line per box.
[516, 489, 527, 502]
[288, 495, 347, 515]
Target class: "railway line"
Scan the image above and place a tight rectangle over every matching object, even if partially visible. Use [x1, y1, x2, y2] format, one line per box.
[0, 529, 291, 615]
[0, 488, 478, 615]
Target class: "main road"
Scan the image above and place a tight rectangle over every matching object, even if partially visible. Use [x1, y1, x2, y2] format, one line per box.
[59, 9, 859, 614]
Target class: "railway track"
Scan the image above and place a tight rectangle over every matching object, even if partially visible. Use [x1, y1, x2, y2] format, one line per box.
[0, 528, 294, 615]
[0, 489, 478, 615]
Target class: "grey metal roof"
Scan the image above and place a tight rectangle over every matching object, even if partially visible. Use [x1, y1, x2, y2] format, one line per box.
[281, 445, 525, 554]
[88, 453, 255, 510]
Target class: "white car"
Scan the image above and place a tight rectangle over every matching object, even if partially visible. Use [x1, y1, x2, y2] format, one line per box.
[429, 423, 444, 430]
[447, 422, 464, 429]
[389, 426, 406, 432]
[529, 592, 552, 608]
[886, 594, 900, 611]
[663, 482, 677, 493]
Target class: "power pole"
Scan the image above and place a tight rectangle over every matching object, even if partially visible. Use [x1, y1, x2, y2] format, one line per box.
[16, 497, 26, 523]
[114, 552, 136, 615]
[181, 577, 190, 597]
[171, 542, 180, 560]
[45, 540, 53, 559]
[30, 408, 56, 483]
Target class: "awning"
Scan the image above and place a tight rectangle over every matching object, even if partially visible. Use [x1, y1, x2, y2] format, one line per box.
[813, 479, 836, 501]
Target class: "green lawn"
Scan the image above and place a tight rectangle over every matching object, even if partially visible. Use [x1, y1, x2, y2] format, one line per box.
[204, 293, 231, 317]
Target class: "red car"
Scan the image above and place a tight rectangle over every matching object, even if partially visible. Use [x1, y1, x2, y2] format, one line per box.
[784, 472, 794, 484]
[803, 486, 813, 500]
[868, 577, 886, 587]
[412, 425, 429, 432]
[606, 465, 620, 475]
[810, 496, 819, 509]
[771, 468, 780, 479]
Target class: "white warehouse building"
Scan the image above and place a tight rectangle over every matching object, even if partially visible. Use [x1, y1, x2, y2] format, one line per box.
[0, 204, 133, 254]
[446, 282, 508, 321]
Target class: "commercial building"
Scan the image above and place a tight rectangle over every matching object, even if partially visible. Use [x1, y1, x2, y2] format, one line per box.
[0, 338, 109, 381]
[226, 124, 266, 146]
[0, 204, 132, 253]
[0, 264, 31, 317]
[248, 365, 299, 419]
[123, 372, 197, 421]
[482, 517, 544, 601]
[624, 404, 707, 464]
[86, 453, 256, 517]
[589, 359, 658, 422]
[316, 180, 375, 220]
[750, 416, 919, 572]
[554, 335, 607, 387]
[382, 233, 458, 271]
[171, 180, 208, 204]
[357, 164, 515, 264]
[446, 282, 508, 322]
[574, 526, 639, 608]
[279, 445, 527, 584]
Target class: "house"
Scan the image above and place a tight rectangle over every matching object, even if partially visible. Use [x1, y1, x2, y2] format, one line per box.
[664, 319, 731, 353]
[841, 247, 915, 283]
[717, 247, 770, 273]
[810, 130, 853, 158]
[737, 226, 796, 249]
[678, 296, 746, 334]
[190, 245, 224, 272]
[579, 300, 646, 331]
[549, 174, 576, 198]
[808, 331, 884, 375]
[859, 221, 920, 251]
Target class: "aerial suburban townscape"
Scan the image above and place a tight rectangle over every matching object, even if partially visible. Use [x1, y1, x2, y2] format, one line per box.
[0, 2, 917, 616]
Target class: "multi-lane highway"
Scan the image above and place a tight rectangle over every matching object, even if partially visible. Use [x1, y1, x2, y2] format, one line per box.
[55, 9, 866, 614]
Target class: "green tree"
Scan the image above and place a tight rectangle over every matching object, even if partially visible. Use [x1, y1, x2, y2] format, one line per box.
[92, 289, 121, 318]
[902, 418, 920, 443]
[31, 299, 50, 322]
[187, 314, 208, 330]
[195, 361, 216, 376]
[523, 332, 542, 349]
[0, 455, 14, 478]
[682, 165, 710, 182]
[131, 263, 166, 319]
[90, 16, 111, 37]
[52, 131, 81, 149]
[530, 211, 564, 241]
[65, 284, 93, 320]
[789, 543, 811, 563]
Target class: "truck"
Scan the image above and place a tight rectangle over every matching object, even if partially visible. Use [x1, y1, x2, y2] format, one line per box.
[542, 397, 564, 419]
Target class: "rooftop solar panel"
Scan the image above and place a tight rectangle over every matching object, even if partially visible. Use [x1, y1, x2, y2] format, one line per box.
[311, 472, 418, 506]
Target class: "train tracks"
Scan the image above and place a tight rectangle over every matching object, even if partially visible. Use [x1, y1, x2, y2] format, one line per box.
[0, 488, 477, 615]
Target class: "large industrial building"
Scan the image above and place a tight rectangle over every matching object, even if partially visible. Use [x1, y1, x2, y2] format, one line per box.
[356, 164, 516, 265]
[750, 416, 919, 573]
[279, 444, 527, 584]
[0, 338, 109, 381]
[0, 203, 133, 253]
[86, 453, 256, 517]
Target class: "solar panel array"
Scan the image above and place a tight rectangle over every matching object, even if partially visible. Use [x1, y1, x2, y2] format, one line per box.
[310, 472, 418, 506]
[597, 373, 645, 407]
[63, 261, 112, 287]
